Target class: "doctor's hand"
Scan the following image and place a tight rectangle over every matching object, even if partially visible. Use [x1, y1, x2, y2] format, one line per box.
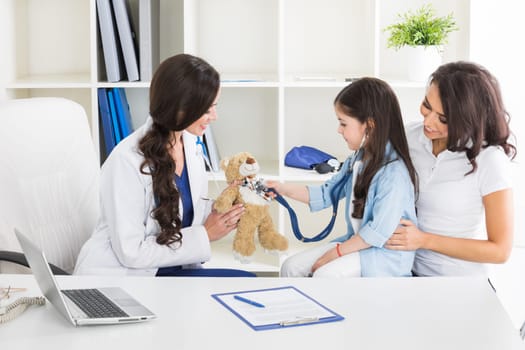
[385, 219, 425, 251]
[204, 203, 245, 241]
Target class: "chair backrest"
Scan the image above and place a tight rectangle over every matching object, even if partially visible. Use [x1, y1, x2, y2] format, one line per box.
[0, 98, 99, 273]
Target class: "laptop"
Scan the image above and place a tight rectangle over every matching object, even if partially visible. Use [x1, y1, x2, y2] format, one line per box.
[15, 229, 156, 326]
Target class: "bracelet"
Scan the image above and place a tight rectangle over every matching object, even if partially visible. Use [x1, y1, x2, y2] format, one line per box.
[336, 243, 343, 257]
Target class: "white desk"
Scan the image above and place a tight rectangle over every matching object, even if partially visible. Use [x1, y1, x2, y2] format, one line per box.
[0, 274, 523, 350]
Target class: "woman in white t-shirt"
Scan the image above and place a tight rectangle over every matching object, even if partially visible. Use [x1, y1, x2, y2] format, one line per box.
[385, 61, 516, 276]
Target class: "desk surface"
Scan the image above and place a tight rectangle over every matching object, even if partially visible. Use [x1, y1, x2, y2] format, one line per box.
[0, 274, 523, 350]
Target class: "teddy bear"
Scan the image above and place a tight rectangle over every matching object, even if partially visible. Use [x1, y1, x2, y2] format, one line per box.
[213, 152, 288, 262]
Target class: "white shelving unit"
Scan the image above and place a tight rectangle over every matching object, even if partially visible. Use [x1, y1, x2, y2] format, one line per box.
[0, 0, 471, 274]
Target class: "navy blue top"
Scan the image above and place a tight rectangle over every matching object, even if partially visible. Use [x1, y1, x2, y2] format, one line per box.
[174, 162, 194, 228]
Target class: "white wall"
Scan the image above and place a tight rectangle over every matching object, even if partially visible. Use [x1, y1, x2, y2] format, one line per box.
[470, 1, 525, 247]
[470, 1, 525, 329]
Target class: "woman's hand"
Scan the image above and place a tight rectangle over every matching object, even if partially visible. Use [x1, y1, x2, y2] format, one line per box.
[214, 180, 243, 213]
[204, 203, 245, 241]
[311, 247, 338, 273]
[385, 219, 425, 251]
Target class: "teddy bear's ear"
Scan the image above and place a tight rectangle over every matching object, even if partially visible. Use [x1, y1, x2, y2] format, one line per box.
[220, 157, 230, 171]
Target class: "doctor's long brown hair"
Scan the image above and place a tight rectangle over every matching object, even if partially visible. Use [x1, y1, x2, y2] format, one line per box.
[138, 54, 220, 246]
[334, 78, 417, 218]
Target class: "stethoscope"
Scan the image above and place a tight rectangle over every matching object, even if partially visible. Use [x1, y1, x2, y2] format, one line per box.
[196, 131, 364, 242]
[271, 148, 363, 242]
[196, 136, 221, 192]
[195, 136, 209, 163]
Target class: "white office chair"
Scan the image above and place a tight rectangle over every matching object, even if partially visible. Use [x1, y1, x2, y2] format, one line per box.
[0, 97, 99, 274]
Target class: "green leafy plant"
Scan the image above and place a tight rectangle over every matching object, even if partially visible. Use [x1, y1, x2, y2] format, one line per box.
[384, 4, 458, 50]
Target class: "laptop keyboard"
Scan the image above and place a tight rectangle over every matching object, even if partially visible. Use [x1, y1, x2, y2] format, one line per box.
[62, 289, 129, 318]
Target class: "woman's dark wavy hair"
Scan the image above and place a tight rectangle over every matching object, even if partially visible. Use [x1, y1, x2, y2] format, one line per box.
[430, 61, 516, 174]
[334, 77, 417, 219]
[138, 54, 219, 246]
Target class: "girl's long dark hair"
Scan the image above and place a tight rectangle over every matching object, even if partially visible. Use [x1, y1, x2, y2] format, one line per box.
[335, 77, 417, 219]
[430, 61, 516, 174]
[138, 54, 219, 246]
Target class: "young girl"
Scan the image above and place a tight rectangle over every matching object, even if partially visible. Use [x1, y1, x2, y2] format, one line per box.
[268, 77, 418, 277]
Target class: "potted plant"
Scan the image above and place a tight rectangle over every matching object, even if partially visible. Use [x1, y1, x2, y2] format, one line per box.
[384, 4, 459, 81]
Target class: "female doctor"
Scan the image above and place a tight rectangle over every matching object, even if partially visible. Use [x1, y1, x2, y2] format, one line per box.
[74, 54, 247, 276]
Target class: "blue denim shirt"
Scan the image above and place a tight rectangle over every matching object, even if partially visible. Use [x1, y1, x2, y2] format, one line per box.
[308, 143, 417, 277]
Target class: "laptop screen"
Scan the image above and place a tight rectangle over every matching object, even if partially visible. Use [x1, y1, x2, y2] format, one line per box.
[14, 229, 75, 323]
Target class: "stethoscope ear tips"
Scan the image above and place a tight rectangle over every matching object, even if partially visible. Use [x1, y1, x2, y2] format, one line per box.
[314, 162, 334, 174]
[313, 158, 341, 174]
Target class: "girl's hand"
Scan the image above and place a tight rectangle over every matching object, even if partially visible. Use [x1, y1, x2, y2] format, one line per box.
[311, 247, 338, 273]
[385, 219, 424, 251]
[265, 181, 309, 204]
[263, 180, 282, 199]
[204, 203, 245, 241]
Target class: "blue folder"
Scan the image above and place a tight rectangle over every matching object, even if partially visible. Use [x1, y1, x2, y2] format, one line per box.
[97, 88, 116, 156]
[107, 89, 122, 143]
[212, 286, 344, 331]
[112, 88, 134, 139]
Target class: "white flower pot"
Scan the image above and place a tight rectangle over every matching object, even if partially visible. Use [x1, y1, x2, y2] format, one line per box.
[402, 45, 443, 82]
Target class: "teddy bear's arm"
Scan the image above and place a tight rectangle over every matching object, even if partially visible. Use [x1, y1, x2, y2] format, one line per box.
[214, 187, 240, 213]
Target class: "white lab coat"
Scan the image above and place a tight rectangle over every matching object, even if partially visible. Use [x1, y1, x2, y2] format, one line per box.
[74, 118, 213, 276]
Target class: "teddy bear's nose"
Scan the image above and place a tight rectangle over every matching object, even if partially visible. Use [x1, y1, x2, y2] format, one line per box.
[246, 157, 255, 164]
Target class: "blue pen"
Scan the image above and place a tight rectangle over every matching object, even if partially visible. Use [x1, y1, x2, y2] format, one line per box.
[234, 295, 265, 308]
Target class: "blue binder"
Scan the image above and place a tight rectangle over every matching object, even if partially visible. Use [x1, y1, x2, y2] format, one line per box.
[112, 88, 133, 139]
[107, 89, 122, 143]
[97, 88, 117, 156]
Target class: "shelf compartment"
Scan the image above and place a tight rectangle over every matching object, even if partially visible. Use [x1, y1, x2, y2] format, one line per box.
[184, 0, 279, 82]
[284, 87, 349, 163]
[12, 0, 91, 84]
[283, 0, 375, 83]
[215, 87, 279, 174]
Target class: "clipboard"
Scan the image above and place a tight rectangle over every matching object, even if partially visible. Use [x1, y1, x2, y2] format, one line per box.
[212, 286, 344, 331]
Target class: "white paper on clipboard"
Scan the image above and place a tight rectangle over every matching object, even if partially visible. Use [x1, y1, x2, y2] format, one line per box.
[212, 286, 344, 331]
